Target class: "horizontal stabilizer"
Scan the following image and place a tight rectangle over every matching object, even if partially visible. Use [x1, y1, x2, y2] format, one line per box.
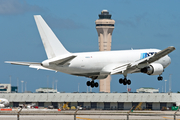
[5, 61, 55, 71]
[5, 61, 40, 66]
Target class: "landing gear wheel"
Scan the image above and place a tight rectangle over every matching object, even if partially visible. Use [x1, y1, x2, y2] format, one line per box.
[127, 80, 131, 85]
[95, 82, 99, 88]
[158, 76, 163, 81]
[86, 81, 91, 86]
[123, 78, 127, 85]
[91, 81, 95, 88]
[119, 78, 123, 84]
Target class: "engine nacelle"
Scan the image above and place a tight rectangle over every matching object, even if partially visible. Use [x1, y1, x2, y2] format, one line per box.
[141, 63, 164, 75]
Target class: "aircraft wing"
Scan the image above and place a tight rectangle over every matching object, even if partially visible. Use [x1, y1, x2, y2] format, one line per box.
[5, 61, 55, 71]
[111, 46, 175, 75]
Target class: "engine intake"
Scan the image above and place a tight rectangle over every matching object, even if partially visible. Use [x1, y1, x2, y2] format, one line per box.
[141, 63, 164, 75]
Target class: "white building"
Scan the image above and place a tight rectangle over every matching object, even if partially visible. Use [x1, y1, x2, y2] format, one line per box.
[136, 87, 159, 93]
[36, 87, 57, 93]
[0, 84, 11, 93]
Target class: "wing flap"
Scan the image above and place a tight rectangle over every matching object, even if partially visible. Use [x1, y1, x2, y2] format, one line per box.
[111, 64, 128, 75]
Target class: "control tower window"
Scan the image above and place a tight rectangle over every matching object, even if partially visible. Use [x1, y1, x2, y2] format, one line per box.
[98, 10, 112, 19]
[96, 24, 114, 26]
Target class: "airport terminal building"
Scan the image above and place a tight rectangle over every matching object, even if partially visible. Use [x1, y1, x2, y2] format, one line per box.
[0, 93, 180, 110]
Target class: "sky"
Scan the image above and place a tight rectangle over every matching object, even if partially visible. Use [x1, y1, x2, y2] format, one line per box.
[0, 0, 180, 93]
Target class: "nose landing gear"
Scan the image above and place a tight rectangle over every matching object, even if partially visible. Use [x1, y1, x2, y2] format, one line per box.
[158, 75, 163, 81]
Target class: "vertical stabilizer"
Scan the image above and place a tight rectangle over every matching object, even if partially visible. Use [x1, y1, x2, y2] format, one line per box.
[34, 15, 70, 59]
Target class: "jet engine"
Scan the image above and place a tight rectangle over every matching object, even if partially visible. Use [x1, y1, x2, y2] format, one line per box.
[141, 63, 164, 75]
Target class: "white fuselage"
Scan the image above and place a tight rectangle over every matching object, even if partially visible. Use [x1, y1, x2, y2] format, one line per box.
[45, 49, 171, 75]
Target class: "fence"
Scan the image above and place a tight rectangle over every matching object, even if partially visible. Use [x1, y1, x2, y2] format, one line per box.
[0, 111, 180, 120]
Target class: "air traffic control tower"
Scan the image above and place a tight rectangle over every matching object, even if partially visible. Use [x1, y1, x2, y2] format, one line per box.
[95, 10, 115, 93]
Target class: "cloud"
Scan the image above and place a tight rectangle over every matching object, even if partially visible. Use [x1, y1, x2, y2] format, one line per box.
[44, 15, 86, 29]
[116, 13, 148, 28]
[154, 33, 172, 38]
[135, 12, 148, 24]
[0, 0, 43, 15]
[116, 19, 136, 28]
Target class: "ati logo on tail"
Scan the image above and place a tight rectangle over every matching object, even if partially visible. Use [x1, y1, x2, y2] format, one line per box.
[140, 52, 156, 59]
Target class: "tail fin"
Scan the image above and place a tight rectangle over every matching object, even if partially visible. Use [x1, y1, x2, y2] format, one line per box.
[34, 15, 70, 59]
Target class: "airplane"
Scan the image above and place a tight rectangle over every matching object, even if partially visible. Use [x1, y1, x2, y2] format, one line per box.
[0, 98, 9, 108]
[5, 15, 175, 88]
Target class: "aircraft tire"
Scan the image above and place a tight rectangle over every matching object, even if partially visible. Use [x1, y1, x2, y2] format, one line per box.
[86, 81, 91, 86]
[95, 82, 98, 87]
[119, 78, 123, 84]
[123, 78, 127, 85]
[91, 81, 95, 88]
[127, 80, 131, 85]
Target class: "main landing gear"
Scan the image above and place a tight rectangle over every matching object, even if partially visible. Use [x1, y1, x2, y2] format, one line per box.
[86, 80, 98, 88]
[119, 78, 131, 85]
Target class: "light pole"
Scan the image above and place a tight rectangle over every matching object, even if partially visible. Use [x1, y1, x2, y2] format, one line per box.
[25, 82, 27, 92]
[9, 76, 11, 85]
[17, 78, 19, 93]
[78, 83, 80, 93]
[165, 80, 167, 93]
[169, 74, 172, 93]
[21, 81, 24, 93]
[55, 80, 58, 92]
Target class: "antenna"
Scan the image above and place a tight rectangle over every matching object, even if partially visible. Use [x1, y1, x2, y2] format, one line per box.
[55, 80, 58, 92]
